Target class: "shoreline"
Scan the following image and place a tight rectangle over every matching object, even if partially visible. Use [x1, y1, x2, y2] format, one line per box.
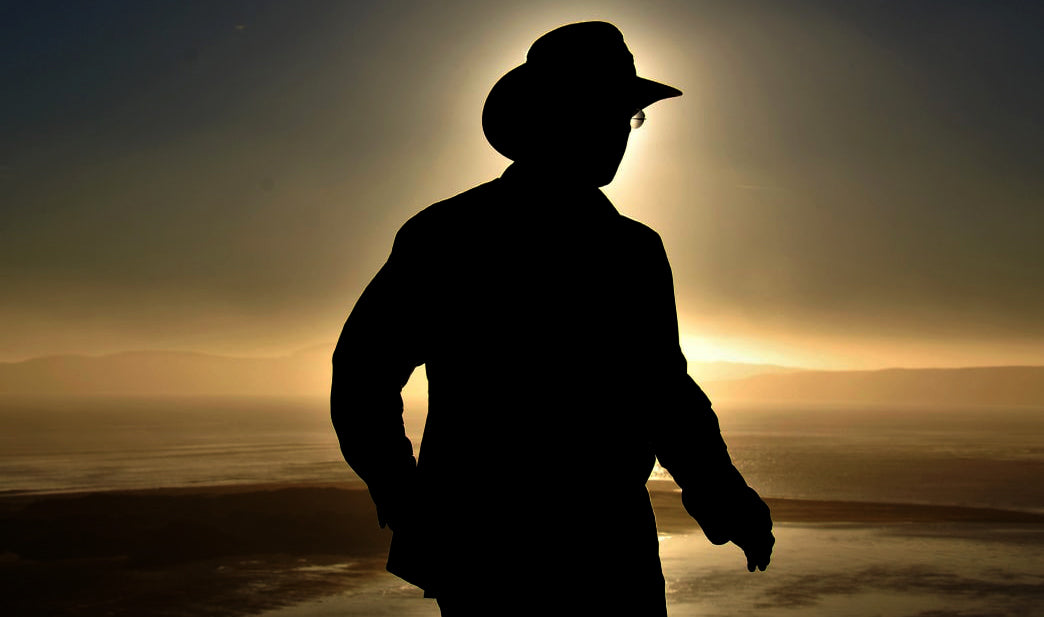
[3, 481, 1041, 617]
[4, 479, 1041, 523]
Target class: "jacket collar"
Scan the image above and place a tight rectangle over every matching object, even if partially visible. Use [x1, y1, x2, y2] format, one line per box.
[499, 163, 620, 219]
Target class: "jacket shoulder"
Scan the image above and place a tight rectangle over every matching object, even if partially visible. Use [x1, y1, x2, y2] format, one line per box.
[398, 179, 503, 239]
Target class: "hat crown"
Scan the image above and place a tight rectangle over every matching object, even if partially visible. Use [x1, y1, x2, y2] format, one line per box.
[525, 21, 636, 82]
[482, 21, 681, 162]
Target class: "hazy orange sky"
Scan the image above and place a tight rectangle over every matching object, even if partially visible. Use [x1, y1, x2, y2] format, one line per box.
[2, 1, 1042, 369]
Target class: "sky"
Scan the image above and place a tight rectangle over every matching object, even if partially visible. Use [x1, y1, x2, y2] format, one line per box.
[2, 0, 1042, 369]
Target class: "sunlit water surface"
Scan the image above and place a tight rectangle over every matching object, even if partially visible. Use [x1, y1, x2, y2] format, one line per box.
[253, 524, 1044, 617]
[3, 396, 1042, 615]
[2, 397, 1041, 513]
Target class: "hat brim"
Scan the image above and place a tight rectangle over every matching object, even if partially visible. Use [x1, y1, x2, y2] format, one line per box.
[632, 76, 683, 111]
[482, 64, 682, 161]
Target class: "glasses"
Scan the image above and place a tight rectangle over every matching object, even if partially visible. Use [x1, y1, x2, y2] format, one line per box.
[630, 109, 646, 129]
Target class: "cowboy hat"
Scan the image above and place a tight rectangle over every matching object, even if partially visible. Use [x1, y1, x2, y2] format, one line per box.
[482, 21, 682, 161]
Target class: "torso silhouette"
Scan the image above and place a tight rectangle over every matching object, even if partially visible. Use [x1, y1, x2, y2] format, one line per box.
[332, 162, 745, 611]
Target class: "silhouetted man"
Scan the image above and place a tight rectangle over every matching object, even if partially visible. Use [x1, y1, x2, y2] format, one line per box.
[332, 21, 773, 616]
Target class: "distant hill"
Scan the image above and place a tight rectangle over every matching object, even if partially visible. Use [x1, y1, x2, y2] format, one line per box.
[703, 366, 1044, 407]
[688, 361, 800, 383]
[0, 347, 435, 402]
[0, 350, 796, 398]
[0, 349, 333, 396]
[2, 350, 1042, 407]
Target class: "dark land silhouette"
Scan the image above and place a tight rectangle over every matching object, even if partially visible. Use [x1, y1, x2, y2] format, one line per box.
[706, 365, 1044, 406]
[331, 22, 773, 615]
[4, 350, 1044, 406]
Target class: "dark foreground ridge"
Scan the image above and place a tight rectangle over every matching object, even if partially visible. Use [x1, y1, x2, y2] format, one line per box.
[2, 483, 1041, 617]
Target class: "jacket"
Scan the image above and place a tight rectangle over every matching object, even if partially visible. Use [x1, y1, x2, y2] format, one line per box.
[331, 163, 759, 605]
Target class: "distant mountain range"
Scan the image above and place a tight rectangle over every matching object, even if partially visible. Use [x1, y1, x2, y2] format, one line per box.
[687, 361, 801, 382]
[1, 349, 1042, 406]
[0, 348, 332, 397]
[701, 366, 1044, 407]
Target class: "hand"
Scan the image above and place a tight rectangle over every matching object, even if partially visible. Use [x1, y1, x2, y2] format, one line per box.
[683, 483, 774, 571]
[733, 528, 774, 572]
[370, 475, 420, 531]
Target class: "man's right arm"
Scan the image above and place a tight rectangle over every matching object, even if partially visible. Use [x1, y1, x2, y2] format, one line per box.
[331, 219, 425, 530]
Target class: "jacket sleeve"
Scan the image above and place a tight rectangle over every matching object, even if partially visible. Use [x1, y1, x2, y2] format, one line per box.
[643, 233, 742, 487]
[331, 218, 425, 529]
[644, 233, 771, 543]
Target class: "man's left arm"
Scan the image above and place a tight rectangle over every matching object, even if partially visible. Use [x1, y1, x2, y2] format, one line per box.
[642, 231, 774, 572]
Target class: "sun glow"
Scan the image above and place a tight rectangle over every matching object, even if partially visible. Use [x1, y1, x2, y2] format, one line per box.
[679, 334, 771, 364]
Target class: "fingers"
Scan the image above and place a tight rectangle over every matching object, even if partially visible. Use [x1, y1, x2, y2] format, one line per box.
[739, 531, 774, 572]
[745, 549, 770, 572]
[744, 546, 770, 572]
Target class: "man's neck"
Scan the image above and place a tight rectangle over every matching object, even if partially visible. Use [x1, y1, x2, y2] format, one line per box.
[499, 162, 619, 220]
[501, 161, 608, 192]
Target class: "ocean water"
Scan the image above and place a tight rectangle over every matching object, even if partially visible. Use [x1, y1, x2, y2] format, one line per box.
[253, 524, 1044, 617]
[716, 402, 1044, 513]
[2, 395, 1042, 616]
[0, 396, 352, 494]
[1, 396, 1041, 513]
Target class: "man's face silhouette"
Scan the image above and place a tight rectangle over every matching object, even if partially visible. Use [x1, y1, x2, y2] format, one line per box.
[527, 97, 635, 188]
